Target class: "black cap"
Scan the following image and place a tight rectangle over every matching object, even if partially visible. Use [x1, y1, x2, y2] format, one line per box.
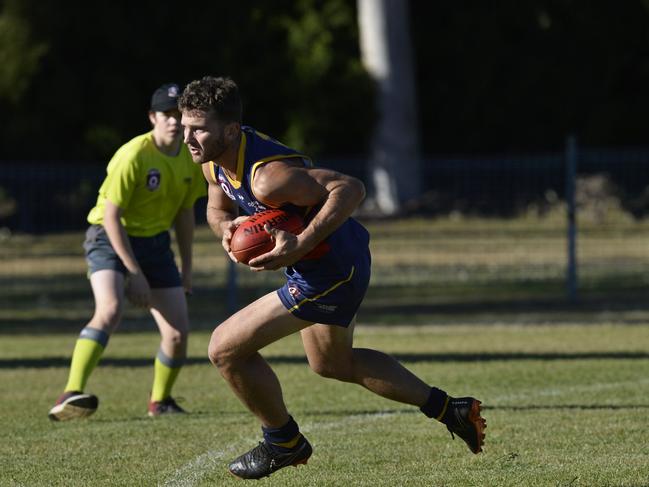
[150, 83, 180, 112]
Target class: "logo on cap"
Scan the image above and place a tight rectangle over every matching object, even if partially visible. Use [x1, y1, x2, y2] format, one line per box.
[167, 85, 179, 98]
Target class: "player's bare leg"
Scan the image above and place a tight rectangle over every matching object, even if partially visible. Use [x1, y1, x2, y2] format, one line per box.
[150, 287, 189, 360]
[148, 287, 189, 416]
[301, 319, 430, 405]
[301, 319, 486, 453]
[87, 269, 126, 334]
[208, 292, 314, 479]
[209, 292, 310, 426]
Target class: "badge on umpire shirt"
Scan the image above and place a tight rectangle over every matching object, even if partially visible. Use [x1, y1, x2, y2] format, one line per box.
[146, 169, 161, 191]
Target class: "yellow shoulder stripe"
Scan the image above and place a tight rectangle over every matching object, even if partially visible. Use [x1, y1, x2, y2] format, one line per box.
[224, 132, 248, 189]
[209, 161, 218, 183]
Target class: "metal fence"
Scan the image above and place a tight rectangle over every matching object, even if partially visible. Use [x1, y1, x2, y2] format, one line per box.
[1, 140, 648, 324]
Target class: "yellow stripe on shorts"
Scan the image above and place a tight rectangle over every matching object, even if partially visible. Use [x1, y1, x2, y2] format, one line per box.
[288, 266, 355, 313]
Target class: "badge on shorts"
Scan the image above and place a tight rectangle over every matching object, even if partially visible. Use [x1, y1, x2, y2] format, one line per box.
[146, 169, 161, 191]
[288, 286, 301, 299]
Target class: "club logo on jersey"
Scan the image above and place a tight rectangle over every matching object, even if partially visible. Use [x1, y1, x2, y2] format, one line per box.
[220, 181, 235, 200]
[146, 169, 161, 191]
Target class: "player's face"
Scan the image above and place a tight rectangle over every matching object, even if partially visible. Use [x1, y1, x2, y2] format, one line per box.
[150, 109, 182, 146]
[182, 110, 231, 164]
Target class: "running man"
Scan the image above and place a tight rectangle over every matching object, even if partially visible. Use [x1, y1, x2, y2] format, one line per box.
[179, 76, 485, 479]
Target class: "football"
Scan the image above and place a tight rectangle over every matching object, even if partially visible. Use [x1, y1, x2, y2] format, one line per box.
[230, 209, 304, 264]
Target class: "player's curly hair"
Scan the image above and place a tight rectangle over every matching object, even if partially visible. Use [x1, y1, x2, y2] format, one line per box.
[179, 76, 242, 123]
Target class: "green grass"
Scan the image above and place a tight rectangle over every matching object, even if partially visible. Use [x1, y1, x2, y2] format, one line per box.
[2, 323, 648, 486]
[1, 216, 648, 484]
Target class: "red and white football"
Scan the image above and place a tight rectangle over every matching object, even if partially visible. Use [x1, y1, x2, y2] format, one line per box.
[230, 209, 304, 264]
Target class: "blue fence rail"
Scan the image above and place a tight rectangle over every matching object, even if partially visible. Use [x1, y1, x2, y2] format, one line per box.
[2, 142, 649, 233]
[1, 140, 648, 309]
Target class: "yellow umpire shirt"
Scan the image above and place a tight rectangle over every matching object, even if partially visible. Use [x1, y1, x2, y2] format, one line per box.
[87, 131, 206, 237]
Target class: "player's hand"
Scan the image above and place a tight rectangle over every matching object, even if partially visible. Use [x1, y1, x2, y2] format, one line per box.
[125, 271, 151, 308]
[248, 224, 306, 271]
[221, 216, 249, 263]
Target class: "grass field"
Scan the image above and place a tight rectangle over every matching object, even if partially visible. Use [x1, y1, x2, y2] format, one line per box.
[1, 216, 648, 485]
[2, 323, 648, 486]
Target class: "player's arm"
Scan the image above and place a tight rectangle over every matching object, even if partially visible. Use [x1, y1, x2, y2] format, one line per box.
[249, 161, 365, 270]
[201, 163, 243, 257]
[173, 207, 195, 294]
[202, 163, 238, 235]
[103, 200, 151, 307]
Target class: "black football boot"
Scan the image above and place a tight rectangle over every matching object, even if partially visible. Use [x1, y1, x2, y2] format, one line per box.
[442, 397, 486, 454]
[228, 435, 312, 479]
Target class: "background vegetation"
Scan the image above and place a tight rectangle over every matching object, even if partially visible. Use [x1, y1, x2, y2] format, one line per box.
[0, 0, 373, 161]
[2, 0, 649, 162]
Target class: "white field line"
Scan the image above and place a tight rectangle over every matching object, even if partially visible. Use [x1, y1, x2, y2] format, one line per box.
[159, 448, 234, 487]
[160, 377, 649, 486]
[494, 377, 649, 403]
[158, 412, 401, 487]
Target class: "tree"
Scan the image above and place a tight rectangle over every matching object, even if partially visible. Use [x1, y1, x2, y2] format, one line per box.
[357, 0, 420, 215]
[0, 1, 47, 104]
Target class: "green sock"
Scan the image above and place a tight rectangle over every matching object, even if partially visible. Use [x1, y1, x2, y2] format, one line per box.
[151, 350, 184, 402]
[64, 327, 109, 392]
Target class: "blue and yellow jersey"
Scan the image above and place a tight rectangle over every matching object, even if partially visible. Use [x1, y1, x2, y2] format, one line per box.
[207, 125, 310, 216]
[208, 126, 369, 270]
[88, 131, 206, 237]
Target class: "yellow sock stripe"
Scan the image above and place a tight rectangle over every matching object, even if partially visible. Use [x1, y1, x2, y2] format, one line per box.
[435, 396, 450, 421]
[288, 266, 355, 313]
[273, 433, 302, 449]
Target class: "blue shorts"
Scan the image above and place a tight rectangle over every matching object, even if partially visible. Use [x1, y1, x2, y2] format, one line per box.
[276, 247, 371, 327]
[83, 225, 181, 289]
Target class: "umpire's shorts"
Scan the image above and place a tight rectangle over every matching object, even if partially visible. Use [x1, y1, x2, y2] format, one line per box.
[83, 224, 181, 288]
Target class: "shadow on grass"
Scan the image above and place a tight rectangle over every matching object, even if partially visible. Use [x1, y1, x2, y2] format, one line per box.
[59, 404, 649, 427]
[2, 277, 649, 333]
[362, 296, 649, 316]
[87, 409, 247, 423]
[306, 403, 649, 417]
[3, 350, 649, 369]
[359, 284, 649, 324]
[485, 404, 649, 411]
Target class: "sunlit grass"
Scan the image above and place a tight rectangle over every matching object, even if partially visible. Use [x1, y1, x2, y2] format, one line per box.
[1, 323, 648, 486]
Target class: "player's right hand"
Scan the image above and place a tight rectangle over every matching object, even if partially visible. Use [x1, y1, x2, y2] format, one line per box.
[125, 271, 151, 308]
[221, 216, 250, 262]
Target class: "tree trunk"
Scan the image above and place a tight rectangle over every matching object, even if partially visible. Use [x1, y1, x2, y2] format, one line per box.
[357, 0, 421, 215]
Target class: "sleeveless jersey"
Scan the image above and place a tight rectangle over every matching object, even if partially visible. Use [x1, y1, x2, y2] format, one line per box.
[208, 126, 370, 274]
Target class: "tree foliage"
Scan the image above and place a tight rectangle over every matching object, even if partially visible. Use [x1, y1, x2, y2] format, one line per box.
[1, 1, 649, 162]
[411, 0, 649, 153]
[0, 0, 373, 162]
[0, 3, 48, 104]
